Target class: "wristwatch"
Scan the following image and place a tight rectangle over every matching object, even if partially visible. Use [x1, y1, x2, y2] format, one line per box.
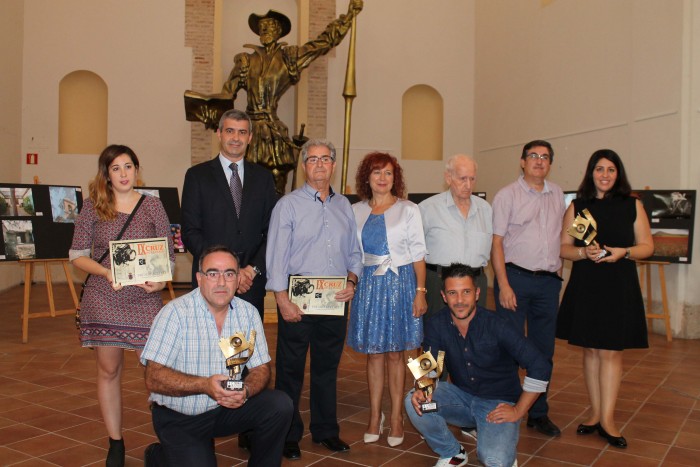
[624, 248, 631, 259]
[251, 265, 261, 276]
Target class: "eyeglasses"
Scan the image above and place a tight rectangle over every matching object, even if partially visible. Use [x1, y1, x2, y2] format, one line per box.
[526, 152, 551, 162]
[200, 270, 238, 281]
[305, 156, 334, 165]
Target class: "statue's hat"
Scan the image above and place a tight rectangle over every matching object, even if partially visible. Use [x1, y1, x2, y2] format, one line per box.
[248, 10, 292, 38]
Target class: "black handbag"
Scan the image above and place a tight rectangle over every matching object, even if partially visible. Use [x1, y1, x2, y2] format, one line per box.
[75, 195, 145, 330]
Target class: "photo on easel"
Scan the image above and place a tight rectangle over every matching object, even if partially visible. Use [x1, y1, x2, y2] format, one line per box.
[632, 189, 696, 264]
[0, 187, 35, 217]
[2, 219, 36, 260]
[49, 186, 80, 223]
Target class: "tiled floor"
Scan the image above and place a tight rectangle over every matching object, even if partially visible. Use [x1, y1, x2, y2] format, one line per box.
[1, 282, 699, 466]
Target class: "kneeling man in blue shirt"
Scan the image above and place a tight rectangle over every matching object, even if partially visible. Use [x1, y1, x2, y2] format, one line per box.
[405, 263, 551, 467]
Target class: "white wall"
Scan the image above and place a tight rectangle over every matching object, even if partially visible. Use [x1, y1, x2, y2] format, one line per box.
[0, 0, 26, 289]
[326, 0, 476, 195]
[474, 0, 699, 337]
[21, 0, 192, 192]
[474, 0, 683, 195]
[3, 0, 193, 288]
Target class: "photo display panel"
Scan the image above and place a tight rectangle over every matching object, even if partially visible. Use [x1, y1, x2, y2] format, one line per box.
[633, 190, 696, 264]
[0, 183, 83, 261]
[134, 186, 185, 253]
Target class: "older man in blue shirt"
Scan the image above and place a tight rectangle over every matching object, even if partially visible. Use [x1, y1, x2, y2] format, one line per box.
[405, 264, 551, 467]
[266, 139, 363, 460]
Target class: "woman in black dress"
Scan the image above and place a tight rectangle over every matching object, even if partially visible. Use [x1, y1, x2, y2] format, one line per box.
[557, 149, 653, 448]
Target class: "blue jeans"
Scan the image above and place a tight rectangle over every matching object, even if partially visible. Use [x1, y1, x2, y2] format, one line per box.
[494, 267, 561, 418]
[404, 382, 518, 466]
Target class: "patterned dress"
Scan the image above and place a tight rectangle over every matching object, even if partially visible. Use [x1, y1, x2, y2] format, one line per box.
[70, 195, 174, 349]
[347, 213, 422, 353]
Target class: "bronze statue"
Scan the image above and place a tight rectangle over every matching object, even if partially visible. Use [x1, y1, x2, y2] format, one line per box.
[185, 0, 363, 193]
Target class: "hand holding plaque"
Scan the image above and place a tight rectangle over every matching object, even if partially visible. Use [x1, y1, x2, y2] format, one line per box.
[407, 349, 445, 413]
[218, 331, 256, 391]
[567, 208, 608, 259]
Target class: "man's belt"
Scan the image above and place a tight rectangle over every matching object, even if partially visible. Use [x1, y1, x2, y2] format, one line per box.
[505, 262, 562, 281]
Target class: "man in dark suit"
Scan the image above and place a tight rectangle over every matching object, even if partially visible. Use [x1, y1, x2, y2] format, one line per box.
[182, 109, 277, 320]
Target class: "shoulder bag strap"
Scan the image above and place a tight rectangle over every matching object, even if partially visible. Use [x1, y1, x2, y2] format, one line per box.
[83, 194, 146, 285]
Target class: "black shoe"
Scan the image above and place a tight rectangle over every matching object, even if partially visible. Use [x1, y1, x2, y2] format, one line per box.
[576, 422, 600, 435]
[315, 436, 350, 452]
[526, 416, 561, 437]
[107, 437, 125, 467]
[238, 432, 251, 451]
[598, 425, 627, 448]
[283, 441, 301, 460]
[143, 442, 160, 467]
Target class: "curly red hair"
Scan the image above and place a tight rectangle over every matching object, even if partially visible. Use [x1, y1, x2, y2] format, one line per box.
[355, 152, 405, 200]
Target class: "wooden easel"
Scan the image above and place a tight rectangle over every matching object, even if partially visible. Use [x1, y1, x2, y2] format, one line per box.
[20, 258, 79, 343]
[637, 260, 672, 342]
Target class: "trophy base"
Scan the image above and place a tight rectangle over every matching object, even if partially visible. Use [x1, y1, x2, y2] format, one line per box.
[221, 379, 244, 391]
[420, 401, 438, 413]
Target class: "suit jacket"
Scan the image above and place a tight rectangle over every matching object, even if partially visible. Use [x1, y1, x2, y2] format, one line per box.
[182, 157, 277, 309]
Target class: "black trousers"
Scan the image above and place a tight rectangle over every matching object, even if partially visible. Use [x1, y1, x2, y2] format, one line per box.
[239, 274, 267, 321]
[275, 310, 347, 442]
[149, 390, 292, 467]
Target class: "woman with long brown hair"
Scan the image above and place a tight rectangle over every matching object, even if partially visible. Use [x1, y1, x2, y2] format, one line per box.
[557, 149, 653, 449]
[70, 144, 174, 466]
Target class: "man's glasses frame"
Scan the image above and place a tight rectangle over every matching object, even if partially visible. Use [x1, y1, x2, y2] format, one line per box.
[200, 270, 239, 282]
[526, 152, 551, 162]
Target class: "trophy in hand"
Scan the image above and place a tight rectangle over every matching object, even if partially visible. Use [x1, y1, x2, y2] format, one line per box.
[218, 331, 256, 391]
[567, 208, 608, 259]
[407, 349, 445, 413]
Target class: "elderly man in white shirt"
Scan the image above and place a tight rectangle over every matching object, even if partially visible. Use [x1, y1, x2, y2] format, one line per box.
[419, 154, 493, 317]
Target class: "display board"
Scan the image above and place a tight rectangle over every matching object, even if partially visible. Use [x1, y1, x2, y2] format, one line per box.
[0, 183, 83, 261]
[134, 186, 185, 253]
[564, 190, 695, 264]
[634, 190, 695, 264]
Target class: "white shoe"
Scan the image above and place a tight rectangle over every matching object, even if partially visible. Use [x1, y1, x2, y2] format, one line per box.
[363, 412, 385, 444]
[387, 419, 404, 447]
[433, 446, 467, 467]
[460, 426, 477, 441]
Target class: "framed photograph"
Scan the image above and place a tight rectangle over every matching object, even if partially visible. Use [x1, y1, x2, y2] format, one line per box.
[49, 186, 80, 223]
[288, 276, 347, 316]
[633, 190, 696, 264]
[109, 237, 172, 286]
[2, 220, 36, 260]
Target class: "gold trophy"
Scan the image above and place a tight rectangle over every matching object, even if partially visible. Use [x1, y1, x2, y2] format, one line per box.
[567, 208, 608, 259]
[218, 331, 256, 391]
[407, 349, 445, 413]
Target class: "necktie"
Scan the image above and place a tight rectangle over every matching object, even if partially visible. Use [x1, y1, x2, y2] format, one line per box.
[229, 162, 242, 217]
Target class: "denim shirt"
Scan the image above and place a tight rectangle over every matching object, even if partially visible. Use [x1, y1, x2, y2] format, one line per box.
[423, 306, 551, 403]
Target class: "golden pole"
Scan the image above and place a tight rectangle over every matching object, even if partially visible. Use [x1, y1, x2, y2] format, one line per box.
[340, 14, 357, 194]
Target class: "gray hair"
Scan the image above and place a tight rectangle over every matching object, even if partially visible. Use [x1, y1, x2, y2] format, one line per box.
[218, 109, 252, 132]
[445, 154, 478, 174]
[301, 139, 336, 162]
